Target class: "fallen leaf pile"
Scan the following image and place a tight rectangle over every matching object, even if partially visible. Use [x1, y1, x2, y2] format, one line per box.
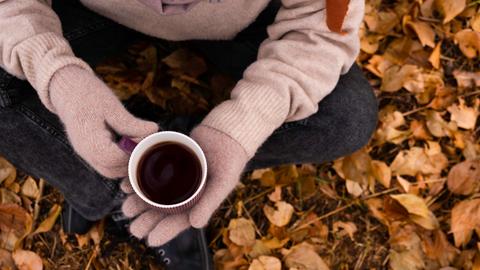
[0, 0, 479, 269]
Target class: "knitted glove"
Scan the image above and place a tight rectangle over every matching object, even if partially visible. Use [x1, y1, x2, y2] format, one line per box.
[49, 66, 158, 178]
[121, 125, 248, 246]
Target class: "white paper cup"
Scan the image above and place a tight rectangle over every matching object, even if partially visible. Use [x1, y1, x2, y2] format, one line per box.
[119, 132, 207, 214]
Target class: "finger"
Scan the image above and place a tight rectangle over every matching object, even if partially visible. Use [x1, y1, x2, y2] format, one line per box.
[147, 214, 190, 247]
[122, 194, 152, 218]
[106, 108, 159, 139]
[120, 178, 134, 194]
[129, 209, 165, 239]
[189, 177, 238, 228]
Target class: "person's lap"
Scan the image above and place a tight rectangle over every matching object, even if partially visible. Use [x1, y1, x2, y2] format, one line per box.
[0, 0, 378, 220]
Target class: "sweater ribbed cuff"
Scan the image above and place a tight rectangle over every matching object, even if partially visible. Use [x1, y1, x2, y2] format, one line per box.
[16, 32, 92, 111]
[200, 80, 289, 158]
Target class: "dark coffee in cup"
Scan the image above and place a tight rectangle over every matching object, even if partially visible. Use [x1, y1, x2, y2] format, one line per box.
[137, 142, 202, 205]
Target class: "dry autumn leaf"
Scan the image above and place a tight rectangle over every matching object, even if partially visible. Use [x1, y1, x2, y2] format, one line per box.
[454, 29, 480, 59]
[0, 157, 16, 186]
[263, 201, 294, 227]
[435, 0, 466, 23]
[390, 194, 439, 229]
[447, 159, 480, 195]
[425, 110, 457, 138]
[248, 256, 281, 270]
[12, 250, 42, 270]
[423, 230, 459, 267]
[332, 221, 358, 240]
[0, 204, 32, 251]
[31, 204, 61, 235]
[447, 98, 479, 130]
[389, 223, 426, 270]
[371, 160, 392, 188]
[282, 242, 329, 270]
[451, 199, 480, 247]
[227, 218, 256, 247]
[0, 248, 15, 269]
[390, 142, 448, 176]
[20, 177, 39, 199]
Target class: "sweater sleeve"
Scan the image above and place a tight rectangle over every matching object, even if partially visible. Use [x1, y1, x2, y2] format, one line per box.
[0, 0, 92, 110]
[200, 0, 364, 157]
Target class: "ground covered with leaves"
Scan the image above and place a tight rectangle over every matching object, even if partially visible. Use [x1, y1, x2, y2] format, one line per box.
[1, 0, 480, 269]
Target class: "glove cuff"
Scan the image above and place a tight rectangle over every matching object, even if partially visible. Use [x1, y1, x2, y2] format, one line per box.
[200, 80, 288, 158]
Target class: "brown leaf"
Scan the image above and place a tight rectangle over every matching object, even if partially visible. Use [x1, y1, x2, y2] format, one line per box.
[389, 223, 426, 270]
[371, 160, 392, 188]
[248, 240, 271, 259]
[0, 204, 32, 251]
[423, 230, 459, 267]
[447, 159, 480, 195]
[214, 248, 248, 270]
[20, 177, 39, 200]
[332, 221, 357, 240]
[381, 64, 420, 92]
[428, 41, 442, 69]
[390, 142, 448, 176]
[454, 29, 480, 59]
[472, 11, 480, 32]
[0, 189, 21, 205]
[404, 17, 436, 48]
[391, 194, 439, 229]
[31, 204, 61, 235]
[0, 248, 15, 269]
[365, 198, 389, 225]
[0, 157, 16, 186]
[248, 256, 281, 270]
[447, 98, 479, 130]
[263, 201, 294, 227]
[282, 242, 329, 270]
[227, 218, 256, 247]
[435, 0, 466, 23]
[453, 70, 480, 89]
[12, 250, 42, 270]
[162, 49, 207, 78]
[267, 186, 282, 202]
[451, 199, 480, 247]
[425, 110, 457, 137]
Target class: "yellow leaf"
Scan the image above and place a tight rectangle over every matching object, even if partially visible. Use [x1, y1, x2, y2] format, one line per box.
[20, 177, 39, 200]
[390, 142, 448, 176]
[435, 0, 466, 23]
[0, 157, 16, 186]
[404, 17, 436, 48]
[248, 256, 281, 270]
[454, 29, 480, 59]
[391, 194, 439, 230]
[282, 242, 329, 270]
[12, 250, 42, 270]
[263, 201, 294, 227]
[227, 218, 256, 247]
[371, 160, 392, 188]
[447, 98, 480, 130]
[428, 41, 442, 69]
[472, 11, 480, 32]
[451, 199, 480, 247]
[31, 204, 61, 235]
[425, 110, 457, 137]
[267, 186, 282, 202]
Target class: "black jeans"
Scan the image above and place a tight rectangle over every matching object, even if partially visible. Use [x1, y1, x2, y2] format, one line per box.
[0, 0, 378, 220]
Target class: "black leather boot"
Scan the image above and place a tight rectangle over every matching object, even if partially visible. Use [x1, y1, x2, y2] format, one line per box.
[62, 202, 96, 235]
[111, 209, 213, 269]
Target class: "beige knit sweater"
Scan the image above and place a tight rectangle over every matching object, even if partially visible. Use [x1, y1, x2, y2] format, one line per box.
[0, 0, 364, 157]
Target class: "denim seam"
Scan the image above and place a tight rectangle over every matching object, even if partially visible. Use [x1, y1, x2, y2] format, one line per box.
[16, 104, 118, 193]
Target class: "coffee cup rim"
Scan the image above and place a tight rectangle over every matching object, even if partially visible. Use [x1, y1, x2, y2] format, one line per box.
[128, 131, 207, 209]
